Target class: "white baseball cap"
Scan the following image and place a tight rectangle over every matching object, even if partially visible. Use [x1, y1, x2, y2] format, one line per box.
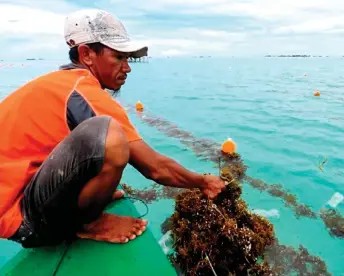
[64, 9, 148, 58]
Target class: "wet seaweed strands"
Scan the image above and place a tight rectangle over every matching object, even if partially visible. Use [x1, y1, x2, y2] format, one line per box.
[263, 240, 330, 275]
[122, 183, 159, 204]
[319, 208, 344, 238]
[244, 176, 317, 219]
[159, 168, 330, 276]
[122, 183, 184, 203]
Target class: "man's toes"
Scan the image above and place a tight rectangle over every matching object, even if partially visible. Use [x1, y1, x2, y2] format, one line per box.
[107, 235, 128, 243]
[135, 230, 143, 236]
[120, 236, 129, 243]
[133, 224, 147, 233]
[112, 190, 125, 200]
[129, 234, 136, 240]
[140, 226, 146, 232]
[135, 219, 148, 226]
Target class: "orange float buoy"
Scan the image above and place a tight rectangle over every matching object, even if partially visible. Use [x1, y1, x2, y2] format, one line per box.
[314, 90, 320, 97]
[221, 138, 236, 154]
[136, 101, 144, 111]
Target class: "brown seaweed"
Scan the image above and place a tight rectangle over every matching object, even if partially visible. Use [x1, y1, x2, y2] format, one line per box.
[162, 168, 330, 275]
[121, 183, 159, 204]
[319, 208, 344, 238]
[122, 183, 184, 202]
[264, 240, 331, 275]
[168, 169, 275, 275]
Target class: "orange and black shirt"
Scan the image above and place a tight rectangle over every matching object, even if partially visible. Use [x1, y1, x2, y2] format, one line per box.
[0, 63, 141, 239]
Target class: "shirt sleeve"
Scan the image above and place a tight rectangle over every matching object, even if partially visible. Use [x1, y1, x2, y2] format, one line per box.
[93, 94, 141, 142]
[73, 84, 141, 142]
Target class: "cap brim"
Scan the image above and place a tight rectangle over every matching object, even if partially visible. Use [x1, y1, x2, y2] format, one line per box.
[102, 40, 148, 58]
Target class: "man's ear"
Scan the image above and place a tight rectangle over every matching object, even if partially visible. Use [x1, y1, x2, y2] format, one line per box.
[78, 44, 94, 66]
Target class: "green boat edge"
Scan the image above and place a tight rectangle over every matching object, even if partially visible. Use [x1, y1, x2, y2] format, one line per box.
[1, 186, 177, 276]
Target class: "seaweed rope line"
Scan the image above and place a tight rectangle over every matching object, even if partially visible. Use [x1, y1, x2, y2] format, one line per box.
[51, 196, 149, 276]
[123, 103, 319, 220]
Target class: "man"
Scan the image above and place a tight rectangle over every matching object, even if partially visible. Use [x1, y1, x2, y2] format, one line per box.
[0, 9, 225, 248]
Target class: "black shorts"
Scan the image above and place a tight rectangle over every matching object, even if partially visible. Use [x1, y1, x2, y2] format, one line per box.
[9, 116, 111, 248]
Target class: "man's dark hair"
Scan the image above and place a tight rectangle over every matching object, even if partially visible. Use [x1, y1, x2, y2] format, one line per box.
[69, 42, 106, 63]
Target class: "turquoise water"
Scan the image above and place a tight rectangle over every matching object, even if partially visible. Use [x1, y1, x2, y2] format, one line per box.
[0, 57, 343, 275]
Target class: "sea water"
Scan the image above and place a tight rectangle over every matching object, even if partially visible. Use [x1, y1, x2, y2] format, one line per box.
[0, 57, 343, 275]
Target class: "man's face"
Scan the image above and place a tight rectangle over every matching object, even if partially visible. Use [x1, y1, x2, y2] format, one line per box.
[82, 46, 132, 91]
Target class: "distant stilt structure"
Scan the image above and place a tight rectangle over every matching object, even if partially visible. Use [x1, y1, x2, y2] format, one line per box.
[128, 56, 149, 63]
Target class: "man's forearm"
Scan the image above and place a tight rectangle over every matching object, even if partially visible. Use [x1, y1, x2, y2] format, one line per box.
[150, 154, 206, 189]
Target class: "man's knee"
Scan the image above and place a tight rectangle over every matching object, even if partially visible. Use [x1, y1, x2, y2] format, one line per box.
[69, 116, 129, 168]
[68, 116, 112, 150]
[104, 118, 129, 169]
[67, 116, 129, 168]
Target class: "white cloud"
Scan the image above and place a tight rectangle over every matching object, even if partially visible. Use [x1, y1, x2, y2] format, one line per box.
[0, 0, 80, 13]
[180, 0, 344, 35]
[135, 27, 247, 56]
[181, 28, 248, 41]
[110, 0, 344, 35]
[135, 0, 344, 21]
[0, 1, 79, 60]
[273, 16, 344, 34]
[0, 4, 65, 36]
[1, 0, 344, 59]
[197, 29, 234, 37]
[0, 1, 81, 37]
[161, 49, 186, 56]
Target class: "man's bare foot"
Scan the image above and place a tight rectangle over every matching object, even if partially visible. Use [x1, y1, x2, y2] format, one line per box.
[77, 213, 148, 243]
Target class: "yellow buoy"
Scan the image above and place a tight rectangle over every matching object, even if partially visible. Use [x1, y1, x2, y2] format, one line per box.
[221, 138, 236, 154]
[136, 101, 144, 111]
[314, 90, 320, 97]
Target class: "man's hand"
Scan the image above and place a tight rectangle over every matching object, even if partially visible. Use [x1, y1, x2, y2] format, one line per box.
[200, 174, 226, 199]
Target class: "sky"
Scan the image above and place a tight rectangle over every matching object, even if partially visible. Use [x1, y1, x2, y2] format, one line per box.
[1, 0, 344, 60]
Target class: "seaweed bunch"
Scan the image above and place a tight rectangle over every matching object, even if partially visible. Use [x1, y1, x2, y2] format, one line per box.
[167, 168, 276, 276]
[319, 208, 344, 238]
[160, 168, 330, 275]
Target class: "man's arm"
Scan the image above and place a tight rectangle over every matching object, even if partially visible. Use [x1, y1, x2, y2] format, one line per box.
[129, 140, 206, 189]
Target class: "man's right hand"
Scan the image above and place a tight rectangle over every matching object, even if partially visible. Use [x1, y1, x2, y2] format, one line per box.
[199, 174, 226, 199]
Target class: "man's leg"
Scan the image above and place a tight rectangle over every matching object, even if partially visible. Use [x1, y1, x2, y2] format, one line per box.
[75, 116, 147, 243]
[11, 115, 147, 248]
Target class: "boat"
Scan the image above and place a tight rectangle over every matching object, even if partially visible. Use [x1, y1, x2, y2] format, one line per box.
[0, 186, 176, 276]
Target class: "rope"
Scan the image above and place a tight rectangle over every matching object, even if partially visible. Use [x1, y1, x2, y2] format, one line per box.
[122, 196, 150, 218]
